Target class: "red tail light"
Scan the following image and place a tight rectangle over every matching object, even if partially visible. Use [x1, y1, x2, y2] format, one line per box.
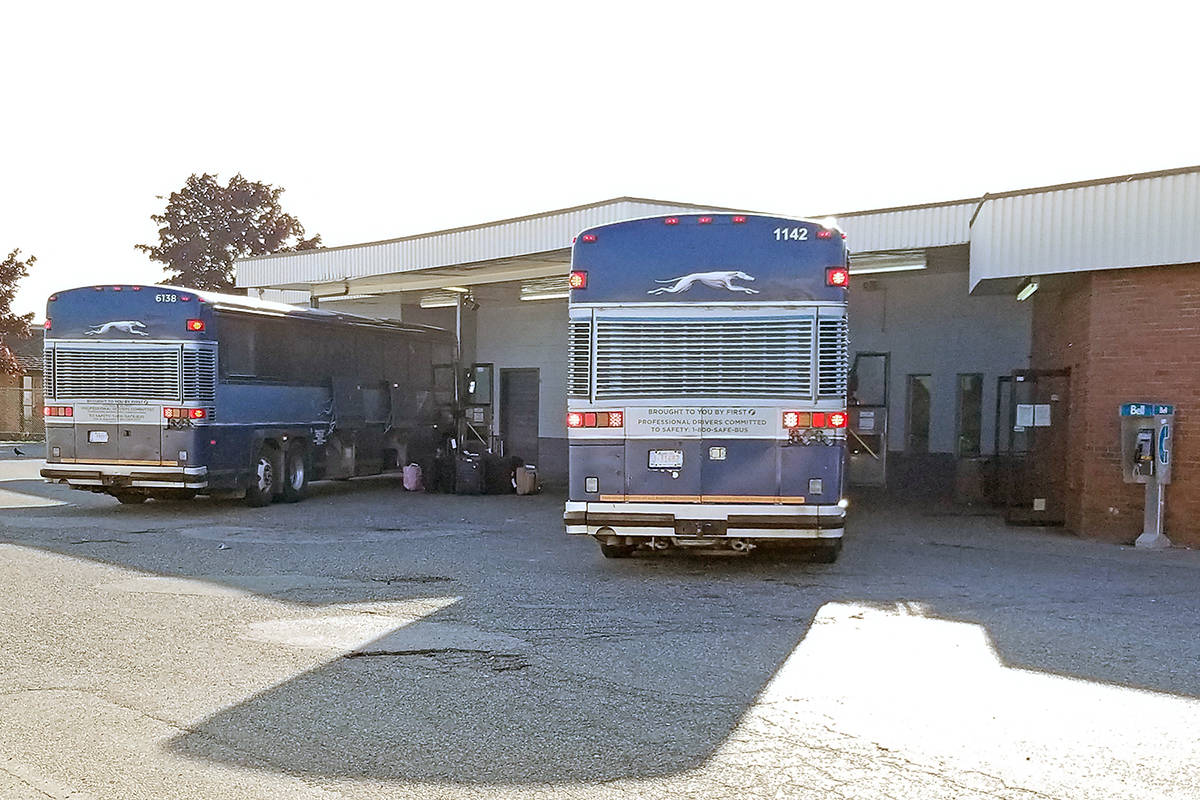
[186, 319, 205, 332]
[179, 295, 191, 301]
[828, 411, 848, 429]
[811, 412, 827, 428]
[581, 233, 597, 243]
[190, 408, 207, 419]
[569, 410, 625, 428]
[44, 406, 73, 417]
[43, 319, 51, 330]
[698, 216, 713, 224]
[569, 271, 588, 289]
[817, 229, 834, 239]
[664, 217, 679, 225]
[826, 267, 849, 287]
[732, 215, 747, 224]
[164, 407, 205, 420]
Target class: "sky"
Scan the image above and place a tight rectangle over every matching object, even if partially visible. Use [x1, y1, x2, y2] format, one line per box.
[4, 0, 1200, 319]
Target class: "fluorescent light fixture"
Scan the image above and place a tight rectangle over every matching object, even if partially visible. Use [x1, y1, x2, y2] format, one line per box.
[849, 263, 927, 276]
[420, 290, 468, 308]
[1016, 278, 1040, 301]
[520, 276, 571, 301]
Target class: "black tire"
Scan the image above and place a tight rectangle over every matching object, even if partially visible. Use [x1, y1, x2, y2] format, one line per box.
[599, 541, 635, 559]
[245, 443, 279, 507]
[280, 442, 309, 503]
[113, 492, 147, 505]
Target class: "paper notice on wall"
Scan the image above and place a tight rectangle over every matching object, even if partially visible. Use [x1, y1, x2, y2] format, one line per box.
[1015, 404, 1035, 427]
[625, 406, 778, 438]
[1034, 404, 1052, 427]
[858, 410, 875, 432]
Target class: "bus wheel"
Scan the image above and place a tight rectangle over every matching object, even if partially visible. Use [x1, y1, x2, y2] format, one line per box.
[113, 492, 147, 505]
[598, 541, 635, 559]
[245, 444, 279, 507]
[280, 442, 309, 503]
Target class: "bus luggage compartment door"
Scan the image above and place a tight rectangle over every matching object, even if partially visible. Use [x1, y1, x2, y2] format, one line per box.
[625, 439, 702, 499]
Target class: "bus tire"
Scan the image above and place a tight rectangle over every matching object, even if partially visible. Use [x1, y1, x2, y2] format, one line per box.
[281, 442, 309, 503]
[599, 541, 635, 559]
[245, 443, 279, 507]
[113, 491, 147, 505]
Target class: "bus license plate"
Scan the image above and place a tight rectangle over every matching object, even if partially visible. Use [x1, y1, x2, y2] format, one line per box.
[648, 449, 683, 469]
[88, 431, 109, 444]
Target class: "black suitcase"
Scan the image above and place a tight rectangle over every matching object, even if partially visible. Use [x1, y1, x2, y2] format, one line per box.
[455, 453, 485, 494]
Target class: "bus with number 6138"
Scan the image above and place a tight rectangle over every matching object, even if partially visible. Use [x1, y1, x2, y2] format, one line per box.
[40, 285, 455, 505]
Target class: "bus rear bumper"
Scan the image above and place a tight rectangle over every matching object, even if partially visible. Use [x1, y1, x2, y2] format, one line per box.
[41, 463, 209, 490]
[563, 501, 845, 540]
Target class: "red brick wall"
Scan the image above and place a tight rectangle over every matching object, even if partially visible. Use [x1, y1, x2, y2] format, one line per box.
[1032, 264, 1200, 545]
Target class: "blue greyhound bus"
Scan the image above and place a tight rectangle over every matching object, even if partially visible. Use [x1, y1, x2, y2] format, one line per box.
[40, 285, 455, 505]
[562, 214, 850, 560]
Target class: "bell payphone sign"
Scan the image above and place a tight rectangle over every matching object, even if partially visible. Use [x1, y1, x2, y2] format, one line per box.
[1120, 403, 1174, 417]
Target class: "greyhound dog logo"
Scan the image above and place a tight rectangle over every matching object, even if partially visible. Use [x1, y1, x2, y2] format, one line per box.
[85, 320, 149, 336]
[648, 270, 759, 295]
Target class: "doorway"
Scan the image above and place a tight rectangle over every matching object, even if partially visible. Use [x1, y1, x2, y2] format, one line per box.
[500, 369, 540, 464]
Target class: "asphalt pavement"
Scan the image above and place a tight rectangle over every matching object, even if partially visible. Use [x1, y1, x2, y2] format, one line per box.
[2, 456, 1200, 799]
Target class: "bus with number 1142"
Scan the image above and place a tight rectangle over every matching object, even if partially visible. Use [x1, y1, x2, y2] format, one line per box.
[562, 213, 851, 560]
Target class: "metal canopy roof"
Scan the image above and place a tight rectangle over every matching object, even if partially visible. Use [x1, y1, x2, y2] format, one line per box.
[235, 197, 740, 299]
[235, 165, 1200, 300]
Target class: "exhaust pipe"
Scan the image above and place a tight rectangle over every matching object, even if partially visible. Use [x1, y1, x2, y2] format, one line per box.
[729, 538, 755, 553]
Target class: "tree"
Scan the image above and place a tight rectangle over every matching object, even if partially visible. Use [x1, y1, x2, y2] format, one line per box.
[0, 249, 35, 375]
[136, 173, 321, 292]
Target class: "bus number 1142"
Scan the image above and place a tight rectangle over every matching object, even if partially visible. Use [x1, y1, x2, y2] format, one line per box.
[773, 227, 808, 241]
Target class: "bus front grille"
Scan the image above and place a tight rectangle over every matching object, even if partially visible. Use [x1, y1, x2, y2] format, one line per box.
[816, 317, 849, 399]
[48, 344, 183, 402]
[592, 316, 817, 399]
[568, 320, 591, 398]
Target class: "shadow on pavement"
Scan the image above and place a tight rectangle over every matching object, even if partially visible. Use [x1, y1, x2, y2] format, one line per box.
[5, 476, 1200, 784]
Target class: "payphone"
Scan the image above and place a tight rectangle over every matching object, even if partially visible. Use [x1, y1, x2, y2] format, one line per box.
[1120, 403, 1174, 549]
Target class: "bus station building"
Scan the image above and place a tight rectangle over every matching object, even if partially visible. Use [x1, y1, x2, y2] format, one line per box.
[235, 165, 1200, 546]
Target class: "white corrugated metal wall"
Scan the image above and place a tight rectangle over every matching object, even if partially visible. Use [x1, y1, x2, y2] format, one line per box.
[235, 199, 730, 290]
[970, 170, 1200, 288]
[838, 200, 976, 253]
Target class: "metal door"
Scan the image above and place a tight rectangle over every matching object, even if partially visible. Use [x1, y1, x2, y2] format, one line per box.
[1002, 369, 1069, 525]
[848, 352, 889, 487]
[499, 369, 540, 463]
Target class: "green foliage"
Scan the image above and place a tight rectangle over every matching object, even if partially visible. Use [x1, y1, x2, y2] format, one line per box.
[0, 249, 35, 375]
[136, 173, 321, 292]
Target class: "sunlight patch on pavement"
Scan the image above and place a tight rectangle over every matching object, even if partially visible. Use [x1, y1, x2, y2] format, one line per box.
[0, 460, 45, 482]
[0, 487, 64, 508]
[241, 598, 461, 652]
[715, 602, 1200, 799]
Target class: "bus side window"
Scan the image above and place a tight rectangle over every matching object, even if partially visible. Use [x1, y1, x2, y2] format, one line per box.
[219, 315, 256, 378]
